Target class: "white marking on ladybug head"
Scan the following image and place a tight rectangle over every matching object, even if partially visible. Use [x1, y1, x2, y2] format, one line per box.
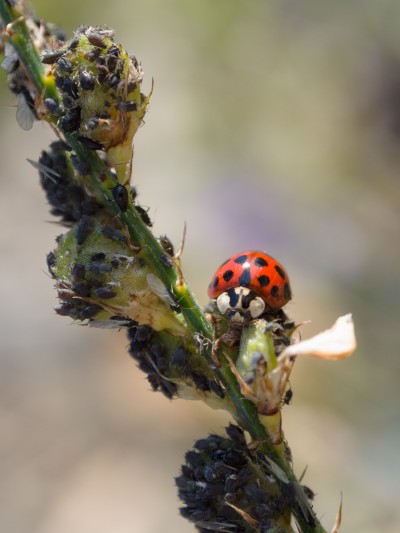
[216, 287, 265, 323]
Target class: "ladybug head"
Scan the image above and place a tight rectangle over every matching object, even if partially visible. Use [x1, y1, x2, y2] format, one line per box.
[216, 287, 265, 324]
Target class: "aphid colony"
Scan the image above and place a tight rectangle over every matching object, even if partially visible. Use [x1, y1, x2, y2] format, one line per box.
[41, 25, 150, 184]
[177, 424, 314, 532]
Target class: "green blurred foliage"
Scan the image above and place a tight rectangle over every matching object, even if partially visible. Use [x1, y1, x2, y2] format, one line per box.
[1, 1, 399, 532]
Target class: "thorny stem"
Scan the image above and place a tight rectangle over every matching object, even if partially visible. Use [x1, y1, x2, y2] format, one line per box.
[0, 2, 328, 531]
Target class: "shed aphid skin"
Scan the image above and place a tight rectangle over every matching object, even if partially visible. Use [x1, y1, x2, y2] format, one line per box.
[208, 251, 292, 324]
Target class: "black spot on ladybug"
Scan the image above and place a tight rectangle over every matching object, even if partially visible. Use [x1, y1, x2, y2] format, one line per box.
[212, 276, 219, 288]
[238, 268, 251, 286]
[284, 283, 291, 301]
[234, 254, 247, 265]
[227, 287, 240, 307]
[275, 265, 286, 280]
[222, 270, 234, 282]
[254, 256, 268, 267]
[271, 285, 279, 297]
[258, 275, 270, 287]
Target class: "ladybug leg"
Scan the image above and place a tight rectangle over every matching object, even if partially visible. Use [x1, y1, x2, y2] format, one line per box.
[211, 328, 240, 368]
[223, 350, 258, 403]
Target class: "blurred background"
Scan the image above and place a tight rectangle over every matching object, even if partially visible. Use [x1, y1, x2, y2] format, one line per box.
[1, 1, 399, 532]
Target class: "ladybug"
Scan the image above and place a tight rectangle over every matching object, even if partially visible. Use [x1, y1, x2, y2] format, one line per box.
[208, 250, 292, 323]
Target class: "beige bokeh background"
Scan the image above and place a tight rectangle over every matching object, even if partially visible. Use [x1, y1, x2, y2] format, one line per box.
[1, 1, 400, 532]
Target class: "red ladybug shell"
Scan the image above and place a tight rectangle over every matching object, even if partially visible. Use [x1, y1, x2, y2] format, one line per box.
[208, 250, 291, 310]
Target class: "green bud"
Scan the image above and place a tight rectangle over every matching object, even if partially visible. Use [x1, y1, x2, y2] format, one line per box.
[44, 25, 150, 184]
[51, 218, 186, 335]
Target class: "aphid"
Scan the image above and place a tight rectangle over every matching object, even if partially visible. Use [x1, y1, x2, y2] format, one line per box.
[88, 262, 112, 274]
[101, 226, 127, 243]
[46, 251, 57, 278]
[209, 379, 225, 398]
[76, 215, 91, 245]
[135, 324, 153, 343]
[60, 106, 81, 133]
[41, 49, 65, 64]
[86, 30, 107, 48]
[112, 184, 129, 212]
[62, 77, 79, 99]
[55, 302, 75, 317]
[71, 263, 86, 282]
[68, 38, 79, 50]
[135, 205, 152, 227]
[130, 55, 139, 69]
[71, 155, 90, 175]
[86, 48, 101, 62]
[57, 56, 74, 73]
[126, 80, 137, 93]
[79, 70, 95, 90]
[107, 45, 120, 57]
[44, 98, 63, 116]
[80, 304, 103, 319]
[106, 54, 118, 71]
[159, 235, 175, 256]
[171, 346, 187, 368]
[146, 273, 180, 312]
[116, 100, 137, 112]
[108, 74, 120, 88]
[77, 136, 103, 150]
[94, 287, 117, 299]
[160, 254, 173, 268]
[55, 75, 64, 89]
[283, 388, 293, 405]
[91, 252, 106, 261]
[208, 251, 292, 324]
[73, 281, 91, 297]
[191, 372, 210, 391]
